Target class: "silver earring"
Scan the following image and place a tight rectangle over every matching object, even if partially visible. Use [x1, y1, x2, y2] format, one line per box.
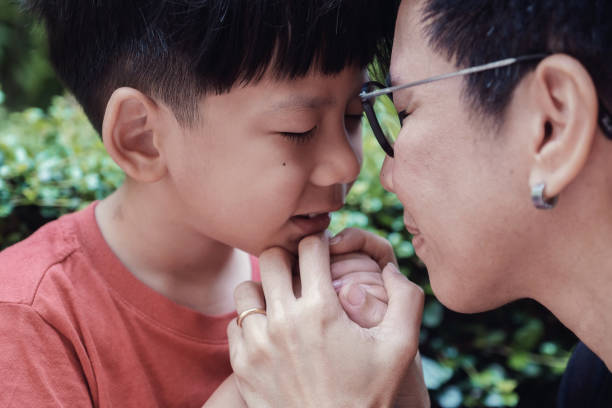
[531, 182, 558, 209]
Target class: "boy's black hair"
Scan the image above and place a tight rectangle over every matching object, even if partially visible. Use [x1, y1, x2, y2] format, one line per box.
[421, 0, 612, 121]
[24, 0, 399, 133]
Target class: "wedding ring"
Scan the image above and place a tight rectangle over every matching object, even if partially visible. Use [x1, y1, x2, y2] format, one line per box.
[237, 308, 267, 328]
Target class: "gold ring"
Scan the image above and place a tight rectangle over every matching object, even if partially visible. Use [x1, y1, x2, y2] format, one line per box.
[237, 308, 267, 328]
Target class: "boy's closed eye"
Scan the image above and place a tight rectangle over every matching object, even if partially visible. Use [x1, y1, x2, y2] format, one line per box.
[281, 126, 317, 143]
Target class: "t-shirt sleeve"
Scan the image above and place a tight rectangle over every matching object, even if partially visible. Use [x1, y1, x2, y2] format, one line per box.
[557, 341, 612, 408]
[0, 304, 93, 408]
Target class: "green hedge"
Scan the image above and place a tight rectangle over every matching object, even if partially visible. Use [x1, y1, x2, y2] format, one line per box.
[0, 90, 577, 407]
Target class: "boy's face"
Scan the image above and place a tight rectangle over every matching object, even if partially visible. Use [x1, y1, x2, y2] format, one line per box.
[159, 67, 365, 255]
[382, 0, 539, 312]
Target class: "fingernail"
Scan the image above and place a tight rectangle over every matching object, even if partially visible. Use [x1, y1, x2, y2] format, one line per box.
[347, 285, 366, 306]
[329, 234, 343, 245]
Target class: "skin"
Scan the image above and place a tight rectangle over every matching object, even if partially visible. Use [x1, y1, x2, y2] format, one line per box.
[227, 233, 426, 408]
[383, 0, 612, 368]
[94, 65, 428, 405]
[97, 67, 366, 315]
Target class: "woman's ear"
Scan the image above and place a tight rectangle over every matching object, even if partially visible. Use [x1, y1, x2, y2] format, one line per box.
[527, 54, 599, 199]
[102, 87, 167, 182]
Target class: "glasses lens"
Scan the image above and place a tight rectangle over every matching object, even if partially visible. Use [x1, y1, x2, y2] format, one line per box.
[362, 82, 402, 156]
[371, 93, 401, 147]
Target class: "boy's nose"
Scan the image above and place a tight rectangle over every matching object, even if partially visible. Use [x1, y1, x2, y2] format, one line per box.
[311, 133, 361, 187]
[379, 155, 394, 193]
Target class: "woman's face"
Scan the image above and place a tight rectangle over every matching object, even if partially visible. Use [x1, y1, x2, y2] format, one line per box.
[159, 66, 366, 256]
[382, 0, 542, 312]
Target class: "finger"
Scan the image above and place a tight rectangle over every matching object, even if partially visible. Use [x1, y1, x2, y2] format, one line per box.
[258, 247, 296, 314]
[227, 318, 245, 371]
[330, 253, 381, 280]
[378, 263, 424, 352]
[332, 272, 387, 300]
[329, 228, 397, 269]
[339, 283, 388, 328]
[234, 281, 267, 330]
[298, 233, 336, 298]
[337, 281, 388, 303]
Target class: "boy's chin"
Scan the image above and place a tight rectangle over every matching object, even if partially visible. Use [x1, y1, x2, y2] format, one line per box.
[248, 238, 300, 258]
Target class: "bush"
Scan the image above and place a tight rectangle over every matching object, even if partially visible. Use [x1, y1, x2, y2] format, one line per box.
[0, 90, 577, 407]
[0, 93, 123, 247]
[0, 1, 63, 111]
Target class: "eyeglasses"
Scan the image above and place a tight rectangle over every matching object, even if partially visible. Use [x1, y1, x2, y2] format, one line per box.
[360, 54, 612, 157]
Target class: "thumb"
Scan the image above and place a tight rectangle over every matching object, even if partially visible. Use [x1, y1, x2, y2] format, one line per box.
[378, 263, 424, 353]
[339, 282, 387, 328]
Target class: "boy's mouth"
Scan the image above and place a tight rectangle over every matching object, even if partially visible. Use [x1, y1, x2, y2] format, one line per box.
[290, 212, 332, 235]
[292, 213, 325, 220]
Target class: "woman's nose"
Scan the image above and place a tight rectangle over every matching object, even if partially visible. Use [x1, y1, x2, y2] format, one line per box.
[379, 155, 394, 193]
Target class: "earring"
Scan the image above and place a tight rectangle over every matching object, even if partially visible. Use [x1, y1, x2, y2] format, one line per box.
[531, 182, 558, 209]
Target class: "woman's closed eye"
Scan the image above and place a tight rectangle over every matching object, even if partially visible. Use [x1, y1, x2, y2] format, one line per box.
[398, 110, 410, 126]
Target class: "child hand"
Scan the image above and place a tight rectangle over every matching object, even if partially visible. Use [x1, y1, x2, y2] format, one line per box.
[330, 228, 397, 328]
[331, 252, 388, 328]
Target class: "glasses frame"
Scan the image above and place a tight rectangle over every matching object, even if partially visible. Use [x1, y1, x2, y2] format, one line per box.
[360, 54, 612, 157]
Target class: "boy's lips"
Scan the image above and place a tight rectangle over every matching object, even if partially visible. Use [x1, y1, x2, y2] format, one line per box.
[290, 210, 335, 235]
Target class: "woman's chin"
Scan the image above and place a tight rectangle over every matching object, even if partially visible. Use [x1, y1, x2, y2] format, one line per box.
[428, 271, 507, 314]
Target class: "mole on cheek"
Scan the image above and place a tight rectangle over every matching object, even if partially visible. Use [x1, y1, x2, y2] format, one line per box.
[282, 162, 287, 167]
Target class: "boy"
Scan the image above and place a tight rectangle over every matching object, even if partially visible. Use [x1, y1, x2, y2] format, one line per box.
[0, 1, 413, 406]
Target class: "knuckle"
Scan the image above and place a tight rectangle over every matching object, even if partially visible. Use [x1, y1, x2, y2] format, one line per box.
[381, 238, 393, 253]
[229, 347, 247, 373]
[298, 234, 324, 252]
[341, 227, 359, 238]
[267, 311, 290, 338]
[390, 332, 419, 356]
[409, 283, 425, 302]
[234, 280, 253, 298]
[250, 332, 270, 353]
[259, 247, 287, 265]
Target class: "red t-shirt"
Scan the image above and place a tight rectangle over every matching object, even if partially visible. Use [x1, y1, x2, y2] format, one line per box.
[0, 202, 259, 407]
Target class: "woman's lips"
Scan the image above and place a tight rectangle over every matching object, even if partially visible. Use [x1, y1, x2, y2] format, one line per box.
[403, 214, 420, 235]
[290, 213, 332, 235]
[403, 215, 424, 251]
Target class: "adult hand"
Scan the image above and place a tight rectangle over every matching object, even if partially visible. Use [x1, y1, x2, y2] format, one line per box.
[227, 233, 424, 408]
[330, 228, 430, 408]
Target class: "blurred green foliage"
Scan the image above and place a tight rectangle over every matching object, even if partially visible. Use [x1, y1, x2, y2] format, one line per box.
[0, 1, 63, 110]
[0, 93, 123, 247]
[0, 2, 578, 407]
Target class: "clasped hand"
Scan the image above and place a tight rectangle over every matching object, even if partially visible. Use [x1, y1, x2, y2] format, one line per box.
[227, 229, 426, 408]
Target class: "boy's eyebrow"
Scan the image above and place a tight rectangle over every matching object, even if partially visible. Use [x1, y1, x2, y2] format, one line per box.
[266, 95, 336, 112]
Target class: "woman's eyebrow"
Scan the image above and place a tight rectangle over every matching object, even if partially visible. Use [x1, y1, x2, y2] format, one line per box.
[388, 73, 416, 107]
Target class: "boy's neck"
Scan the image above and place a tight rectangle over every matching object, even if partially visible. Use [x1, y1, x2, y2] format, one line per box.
[94, 184, 252, 316]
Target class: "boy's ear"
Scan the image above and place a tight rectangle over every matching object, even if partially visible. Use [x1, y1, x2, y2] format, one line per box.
[102, 87, 167, 182]
[527, 54, 599, 199]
